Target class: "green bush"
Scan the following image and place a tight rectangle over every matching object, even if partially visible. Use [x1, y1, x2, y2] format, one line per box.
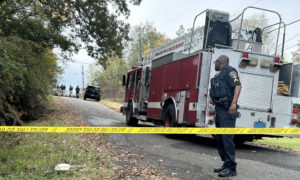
[0, 36, 59, 125]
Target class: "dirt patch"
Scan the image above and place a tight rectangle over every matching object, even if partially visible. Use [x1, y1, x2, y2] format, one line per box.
[99, 100, 122, 113]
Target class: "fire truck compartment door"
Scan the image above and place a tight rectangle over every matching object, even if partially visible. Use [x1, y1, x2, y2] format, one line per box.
[238, 72, 274, 111]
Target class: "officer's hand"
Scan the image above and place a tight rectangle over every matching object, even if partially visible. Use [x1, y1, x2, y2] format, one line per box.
[229, 103, 237, 115]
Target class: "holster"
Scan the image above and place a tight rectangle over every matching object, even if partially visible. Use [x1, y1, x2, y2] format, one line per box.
[212, 95, 232, 109]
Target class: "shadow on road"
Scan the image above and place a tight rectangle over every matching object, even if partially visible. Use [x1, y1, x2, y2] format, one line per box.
[170, 134, 290, 153]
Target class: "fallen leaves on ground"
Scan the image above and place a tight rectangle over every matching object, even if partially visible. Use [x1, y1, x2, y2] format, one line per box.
[55, 97, 177, 179]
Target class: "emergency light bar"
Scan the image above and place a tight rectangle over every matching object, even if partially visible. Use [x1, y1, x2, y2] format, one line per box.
[240, 52, 281, 72]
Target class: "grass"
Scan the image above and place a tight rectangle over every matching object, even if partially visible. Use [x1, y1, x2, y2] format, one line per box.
[99, 100, 122, 112]
[255, 137, 300, 151]
[0, 99, 113, 179]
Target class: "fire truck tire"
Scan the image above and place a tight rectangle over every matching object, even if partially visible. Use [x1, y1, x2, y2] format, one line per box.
[126, 102, 138, 126]
[162, 104, 179, 138]
[162, 104, 177, 128]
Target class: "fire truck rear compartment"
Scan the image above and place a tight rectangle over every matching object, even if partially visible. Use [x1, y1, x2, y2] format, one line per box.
[238, 73, 273, 112]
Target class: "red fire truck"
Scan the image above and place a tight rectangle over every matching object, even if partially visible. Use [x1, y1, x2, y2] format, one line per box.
[121, 7, 300, 143]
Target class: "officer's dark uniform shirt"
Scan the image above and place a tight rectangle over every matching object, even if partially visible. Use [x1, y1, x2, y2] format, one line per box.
[210, 65, 241, 103]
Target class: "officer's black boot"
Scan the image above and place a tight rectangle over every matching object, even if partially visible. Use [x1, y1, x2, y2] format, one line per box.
[213, 166, 224, 173]
[218, 168, 237, 177]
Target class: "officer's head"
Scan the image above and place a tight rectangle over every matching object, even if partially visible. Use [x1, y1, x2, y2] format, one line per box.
[214, 55, 229, 71]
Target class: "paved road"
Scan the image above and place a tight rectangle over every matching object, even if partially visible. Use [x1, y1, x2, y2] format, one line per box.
[65, 97, 300, 180]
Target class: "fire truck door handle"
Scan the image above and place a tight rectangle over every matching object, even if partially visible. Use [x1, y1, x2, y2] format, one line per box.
[186, 92, 190, 99]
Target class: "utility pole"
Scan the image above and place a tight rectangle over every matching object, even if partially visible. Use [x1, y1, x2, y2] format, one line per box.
[139, 34, 142, 61]
[81, 64, 84, 91]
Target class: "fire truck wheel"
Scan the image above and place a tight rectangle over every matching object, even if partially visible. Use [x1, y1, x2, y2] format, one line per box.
[162, 104, 180, 138]
[126, 102, 138, 126]
[162, 104, 177, 128]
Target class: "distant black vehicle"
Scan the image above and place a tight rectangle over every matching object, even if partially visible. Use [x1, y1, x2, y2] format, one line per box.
[84, 85, 101, 101]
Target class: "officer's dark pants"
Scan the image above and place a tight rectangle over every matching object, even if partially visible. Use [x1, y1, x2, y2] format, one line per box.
[215, 105, 237, 171]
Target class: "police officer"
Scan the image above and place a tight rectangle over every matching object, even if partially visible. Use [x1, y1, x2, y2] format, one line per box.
[210, 55, 242, 177]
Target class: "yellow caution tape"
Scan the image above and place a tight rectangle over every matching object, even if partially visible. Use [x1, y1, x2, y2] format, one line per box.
[0, 126, 299, 134]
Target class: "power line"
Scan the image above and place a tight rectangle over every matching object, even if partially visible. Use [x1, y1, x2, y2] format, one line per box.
[168, 0, 227, 33]
[285, 33, 300, 43]
[266, 19, 300, 34]
[69, 61, 92, 65]
[278, 33, 300, 48]
[285, 43, 300, 51]
[229, 1, 262, 22]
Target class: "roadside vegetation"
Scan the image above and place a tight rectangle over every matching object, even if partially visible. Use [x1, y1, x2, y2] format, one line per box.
[0, 98, 114, 179]
[0, 97, 169, 179]
[254, 137, 300, 151]
[0, 0, 143, 125]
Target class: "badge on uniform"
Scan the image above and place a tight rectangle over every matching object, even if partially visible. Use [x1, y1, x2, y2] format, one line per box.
[229, 71, 239, 83]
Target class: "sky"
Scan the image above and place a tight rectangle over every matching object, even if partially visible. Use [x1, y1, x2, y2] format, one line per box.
[58, 0, 300, 88]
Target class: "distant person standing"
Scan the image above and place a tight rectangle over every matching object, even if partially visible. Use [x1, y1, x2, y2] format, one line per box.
[69, 85, 73, 97]
[75, 85, 80, 98]
[56, 84, 60, 96]
[61, 84, 66, 96]
[63, 84, 66, 96]
[60, 84, 64, 96]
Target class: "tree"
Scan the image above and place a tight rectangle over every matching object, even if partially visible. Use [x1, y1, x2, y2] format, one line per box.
[0, 36, 59, 125]
[93, 55, 129, 101]
[125, 22, 170, 66]
[292, 42, 300, 63]
[176, 25, 185, 37]
[0, 0, 143, 124]
[87, 23, 170, 100]
[87, 63, 102, 86]
[0, 0, 142, 66]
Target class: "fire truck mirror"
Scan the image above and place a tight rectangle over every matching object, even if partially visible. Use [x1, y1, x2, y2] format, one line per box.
[122, 74, 126, 86]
